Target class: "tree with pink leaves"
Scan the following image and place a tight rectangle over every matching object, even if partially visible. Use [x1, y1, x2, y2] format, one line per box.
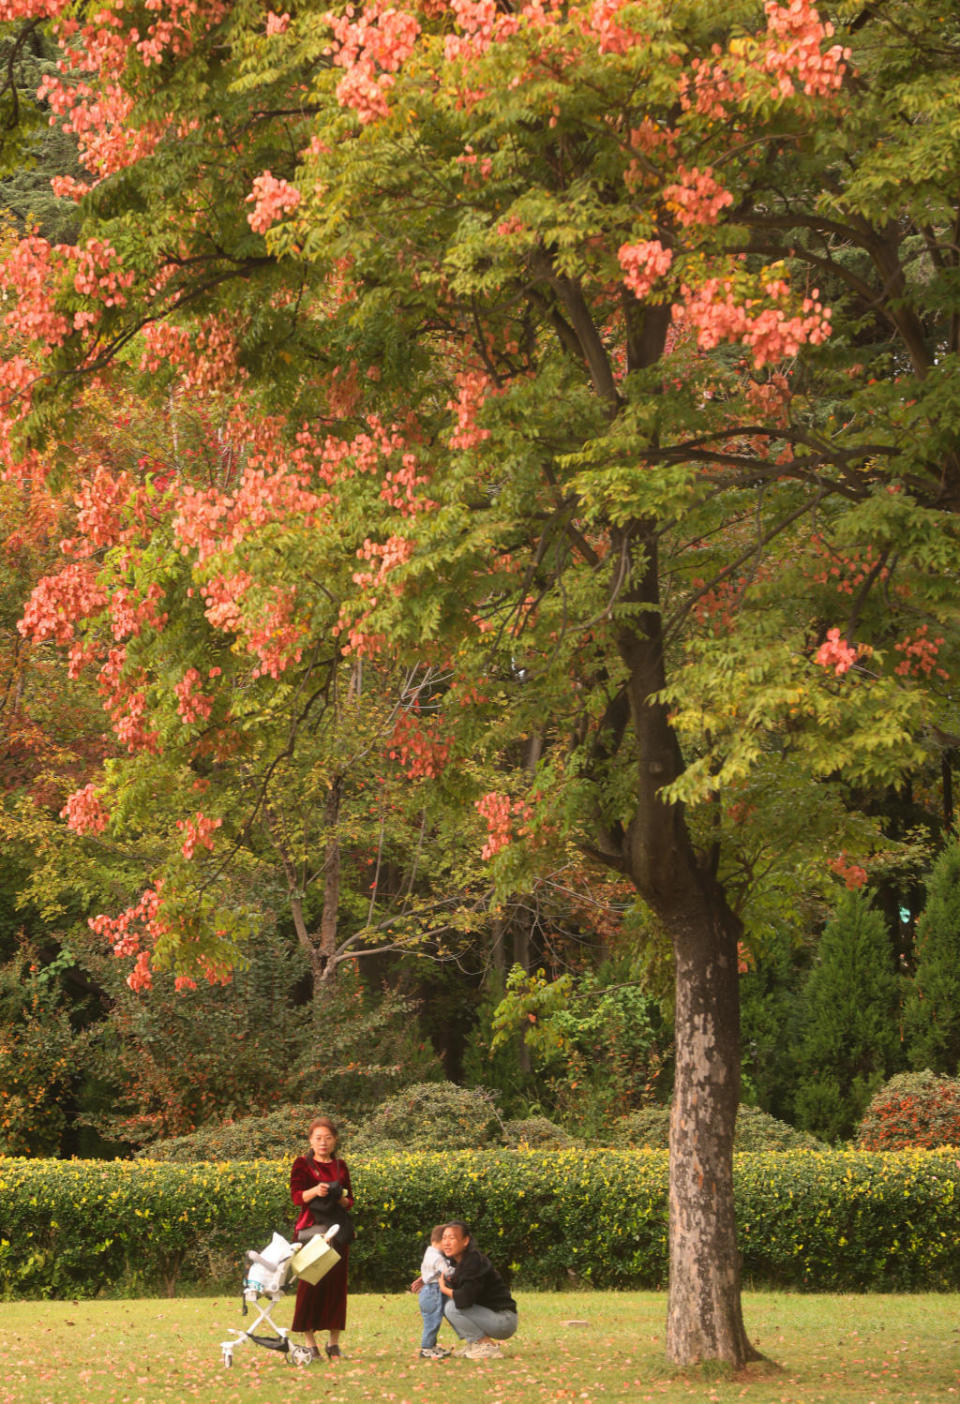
[2, 0, 960, 1368]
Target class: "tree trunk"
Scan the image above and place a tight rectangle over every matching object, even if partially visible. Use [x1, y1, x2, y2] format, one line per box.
[318, 777, 342, 976]
[290, 893, 327, 996]
[614, 521, 758, 1368]
[666, 896, 755, 1367]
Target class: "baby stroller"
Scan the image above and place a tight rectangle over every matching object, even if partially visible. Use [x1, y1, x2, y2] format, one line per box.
[220, 1225, 341, 1367]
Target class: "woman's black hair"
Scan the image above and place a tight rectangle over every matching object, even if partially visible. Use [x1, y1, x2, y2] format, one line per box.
[306, 1116, 339, 1157]
[442, 1220, 471, 1238]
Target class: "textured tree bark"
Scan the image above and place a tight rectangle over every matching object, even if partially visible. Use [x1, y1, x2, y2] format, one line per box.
[317, 776, 342, 982]
[666, 898, 756, 1367]
[614, 522, 759, 1368]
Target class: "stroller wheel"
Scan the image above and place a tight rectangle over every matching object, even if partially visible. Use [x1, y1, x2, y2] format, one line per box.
[222, 1349, 233, 1368]
[289, 1344, 314, 1367]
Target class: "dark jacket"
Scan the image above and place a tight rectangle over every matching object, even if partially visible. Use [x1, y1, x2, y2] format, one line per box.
[290, 1153, 355, 1244]
[446, 1244, 517, 1314]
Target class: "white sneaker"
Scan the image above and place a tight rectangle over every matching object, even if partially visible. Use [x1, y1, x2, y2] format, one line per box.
[464, 1340, 503, 1360]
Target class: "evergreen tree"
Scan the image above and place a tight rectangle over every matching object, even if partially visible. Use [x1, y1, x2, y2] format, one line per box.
[739, 928, 806, 1124]
[905, 842, 960, 1075]
[794, 892, 902, 1142]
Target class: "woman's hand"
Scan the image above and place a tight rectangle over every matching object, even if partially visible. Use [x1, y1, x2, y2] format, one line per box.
[439, 1277, 454, 1297]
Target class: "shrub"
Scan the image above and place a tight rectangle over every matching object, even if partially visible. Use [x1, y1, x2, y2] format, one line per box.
[733, 1106, 824, 1152]
[857, 1070, 960, 1150]
[73, 924, 319, 1148]
[734, 1148, 960, 1291]
[146, 1090, 575, 1161]
[501, 1116, 579, 1149]
[483, 963, 672, 1137]
[0, 945, 77, 1157]
[345, 1083, 504, 1154]
[605, 1105, 823, 1151]
[3, 1149, 960, 1298]
[605, 1106, 670, 1149]
[142, 1104, 357, 1163]
[77, 943, 442, 1149]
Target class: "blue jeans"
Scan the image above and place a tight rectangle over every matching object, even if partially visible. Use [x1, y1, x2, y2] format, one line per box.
[444, 1298, 518, 1344]
[418, 1282, 444, 1348]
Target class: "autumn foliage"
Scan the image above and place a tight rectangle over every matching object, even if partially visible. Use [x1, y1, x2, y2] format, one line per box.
[857, 1072, 960, 1152]
[0, 0, 899, 996]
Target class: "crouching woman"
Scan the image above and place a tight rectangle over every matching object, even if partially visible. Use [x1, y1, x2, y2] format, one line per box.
[439, 1220, 518, 1360]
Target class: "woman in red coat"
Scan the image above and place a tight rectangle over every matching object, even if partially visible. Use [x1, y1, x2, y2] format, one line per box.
[290, 1116, 354, 1360]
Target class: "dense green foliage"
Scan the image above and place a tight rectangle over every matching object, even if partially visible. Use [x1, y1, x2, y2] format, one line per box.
[794, 894, 903, 1141]
[608, 1105, 824, 1152]
[143, 1090, 817, 1163]
[3, 1149, 959, 1299]
[905, 842, 960, 1075]
[137, 1105, 330, 1165]
[483, 963, 672, 1136]
[0, 945, 74, 1156]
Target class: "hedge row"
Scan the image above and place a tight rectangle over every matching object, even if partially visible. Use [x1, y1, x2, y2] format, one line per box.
[1, 1148, 959, 1299]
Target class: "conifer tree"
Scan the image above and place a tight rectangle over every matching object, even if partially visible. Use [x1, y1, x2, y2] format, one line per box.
[795, 891, 902, 1142]
[905, 842, 960, 1075]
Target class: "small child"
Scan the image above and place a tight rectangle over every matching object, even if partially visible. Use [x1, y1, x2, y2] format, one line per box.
[409, 1224, 451, 1359]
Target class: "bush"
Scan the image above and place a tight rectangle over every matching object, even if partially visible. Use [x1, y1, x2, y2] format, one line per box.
[733, 1106, 824, 1152]
[605, 1104, 822, 1151]
[734, 1148, 960, 1291]
[605, 1106, 670, 1149]
[345, 1083, 504, 1154]
[857, 1070, 960, 1150]
[143, 1085, 569, 1161]
[478, 963, 672, 1136]
[77, 946, 442, 1150]
[3, 1149, 960, 1299]
[501, 1116, 579, 1149]
[142, 1104, 357, 1163]
[0, 946, 77, 1157]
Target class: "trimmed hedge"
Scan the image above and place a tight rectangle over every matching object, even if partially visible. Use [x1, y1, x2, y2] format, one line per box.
[1, 1148, 959, 1299]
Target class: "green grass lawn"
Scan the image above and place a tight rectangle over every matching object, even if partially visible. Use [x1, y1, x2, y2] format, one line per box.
[0, 1292, 957, 1403]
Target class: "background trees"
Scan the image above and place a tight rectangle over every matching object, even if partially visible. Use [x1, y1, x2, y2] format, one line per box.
[904, 840, 960, 1074]
[794, 891, 902, 1143]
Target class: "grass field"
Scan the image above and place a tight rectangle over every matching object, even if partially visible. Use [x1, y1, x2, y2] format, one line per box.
[0, 1292, 958, 1403]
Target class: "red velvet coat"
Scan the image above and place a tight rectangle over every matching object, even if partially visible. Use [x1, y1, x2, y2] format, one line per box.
[290, 1154, 354, 1333]
[290, 1154, 354, 1236]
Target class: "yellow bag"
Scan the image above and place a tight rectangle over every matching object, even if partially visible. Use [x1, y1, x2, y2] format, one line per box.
[291, 1233, 342, 1285]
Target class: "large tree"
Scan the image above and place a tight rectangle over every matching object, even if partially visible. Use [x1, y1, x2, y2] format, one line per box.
[4, 0, 960, 1368]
